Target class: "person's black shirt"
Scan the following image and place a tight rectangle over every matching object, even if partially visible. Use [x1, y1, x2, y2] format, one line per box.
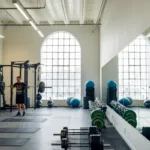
[13, 82, 26, 96]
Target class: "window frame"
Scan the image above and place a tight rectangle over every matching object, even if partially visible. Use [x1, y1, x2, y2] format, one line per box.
[41, 31, 81, 100]
[118, 35, 150, 100]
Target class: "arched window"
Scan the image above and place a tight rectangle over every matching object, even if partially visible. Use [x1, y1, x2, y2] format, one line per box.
[119, 35, 150, 100]
[41, 31, 81, 100]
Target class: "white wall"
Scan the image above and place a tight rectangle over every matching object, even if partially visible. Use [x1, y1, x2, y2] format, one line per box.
[3, 25, 100, 106]
[100, 0, 150, 67]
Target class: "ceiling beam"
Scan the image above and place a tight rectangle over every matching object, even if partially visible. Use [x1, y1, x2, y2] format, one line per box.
[1, 0, 23, 24]
[80, 0, 86, 24]
[61, 0, 69, 24]
[3, 10, 20, 24]
[0, 23, 101, 26]
[42, 8, 54, 24]
[40, 0, 54, 24]
[95, 0, 107, 24]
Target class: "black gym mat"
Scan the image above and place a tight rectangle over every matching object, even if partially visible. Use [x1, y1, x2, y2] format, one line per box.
[101, 127, 131, 150]
[0, 128, 40, 133]
[1, 118, 47, 122]
[0, 138, 30, 146]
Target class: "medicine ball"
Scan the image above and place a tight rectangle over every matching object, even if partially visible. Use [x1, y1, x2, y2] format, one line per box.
[144, 100, 150, 108]
[119, 98, 130, 106]
[66, 97, 73, 106]
[107, 80, 117, 88]
[70, 98, 80, 107]
[85, 80, 95, 88]
[126, 97, 133, 105]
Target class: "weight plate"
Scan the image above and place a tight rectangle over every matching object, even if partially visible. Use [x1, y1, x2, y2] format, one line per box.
[127, 118, 137, 128]
[124, 116, 136, 122]
[90, 135, 101, 150]
[92, 117, 104, 129]
[61, 138, 68, 149]
[38, 81, 45, 93]
[123, 110, 137, 119]
[61, 130, 67, 140]
[36, 93, 42, 101]
[89, 126, 98, 135]
[91, 113, 104, 120]
[91, 109, 104, 119]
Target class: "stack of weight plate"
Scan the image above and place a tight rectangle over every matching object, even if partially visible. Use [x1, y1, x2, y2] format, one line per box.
[110, 100, 137, 128]
[83, 88, 95, 109]
[86, 87, 95, 101]
[89, 100, 105, 129]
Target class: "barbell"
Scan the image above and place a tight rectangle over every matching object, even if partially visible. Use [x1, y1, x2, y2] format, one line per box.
[52, 126, 113, 150]
[0, 81, 52, 94]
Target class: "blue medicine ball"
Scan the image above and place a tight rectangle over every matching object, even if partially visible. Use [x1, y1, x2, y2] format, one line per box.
[85, 80, 95, 88]
[119, 98, 130, 106]
[66, 97, 73, 106]
[107, 80, 117, 88]
[70, 98, 80, 107]
[126, 97, 133, 105]
[144, 100, 150, 108]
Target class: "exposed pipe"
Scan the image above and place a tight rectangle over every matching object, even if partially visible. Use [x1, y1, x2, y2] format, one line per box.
[0, 6, 45, 10]
[0, 23, 101, 26]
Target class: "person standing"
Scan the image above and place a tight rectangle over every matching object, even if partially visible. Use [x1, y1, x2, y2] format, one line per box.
[12, 76, 26, 116]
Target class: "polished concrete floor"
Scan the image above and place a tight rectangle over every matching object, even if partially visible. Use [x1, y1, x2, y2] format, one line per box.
[0, 107, 130, 150]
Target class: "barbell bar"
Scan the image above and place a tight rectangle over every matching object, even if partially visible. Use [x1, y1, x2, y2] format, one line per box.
[52, 136, 113, 150]
[51, 142, 111, 147]
[0, 81, 52, 93]
[54, 133, 89, 136]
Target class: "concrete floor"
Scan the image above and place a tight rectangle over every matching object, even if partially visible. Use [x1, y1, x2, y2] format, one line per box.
[0, 107, 130, 150]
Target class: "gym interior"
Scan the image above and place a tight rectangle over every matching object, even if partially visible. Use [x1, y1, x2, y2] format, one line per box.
[0, 0, 150, 150]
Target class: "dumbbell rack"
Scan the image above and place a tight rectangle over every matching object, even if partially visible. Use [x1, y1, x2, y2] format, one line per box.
[51, 126, 114, 150]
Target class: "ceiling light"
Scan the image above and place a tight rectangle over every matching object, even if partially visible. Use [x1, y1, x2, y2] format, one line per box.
[0, 34, 5, 38]
[12, 0, 44, 38]
[37, 30, 44, 38]
[29, 21, 38, 31]
[13, 0, 29, 21]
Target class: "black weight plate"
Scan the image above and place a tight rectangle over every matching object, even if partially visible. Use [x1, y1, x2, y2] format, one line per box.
[38, 81, 45, 93]
[86, 87, 95, 92]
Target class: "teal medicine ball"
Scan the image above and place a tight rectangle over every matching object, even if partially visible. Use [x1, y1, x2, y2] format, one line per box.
[119, 98, 130, 106]
[107, 80, 117, 88]
[66, 97, 73, 106]
[85, 80, 95, 88]
[70, 98, 80, 107]
[126, 97, 133, 105]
